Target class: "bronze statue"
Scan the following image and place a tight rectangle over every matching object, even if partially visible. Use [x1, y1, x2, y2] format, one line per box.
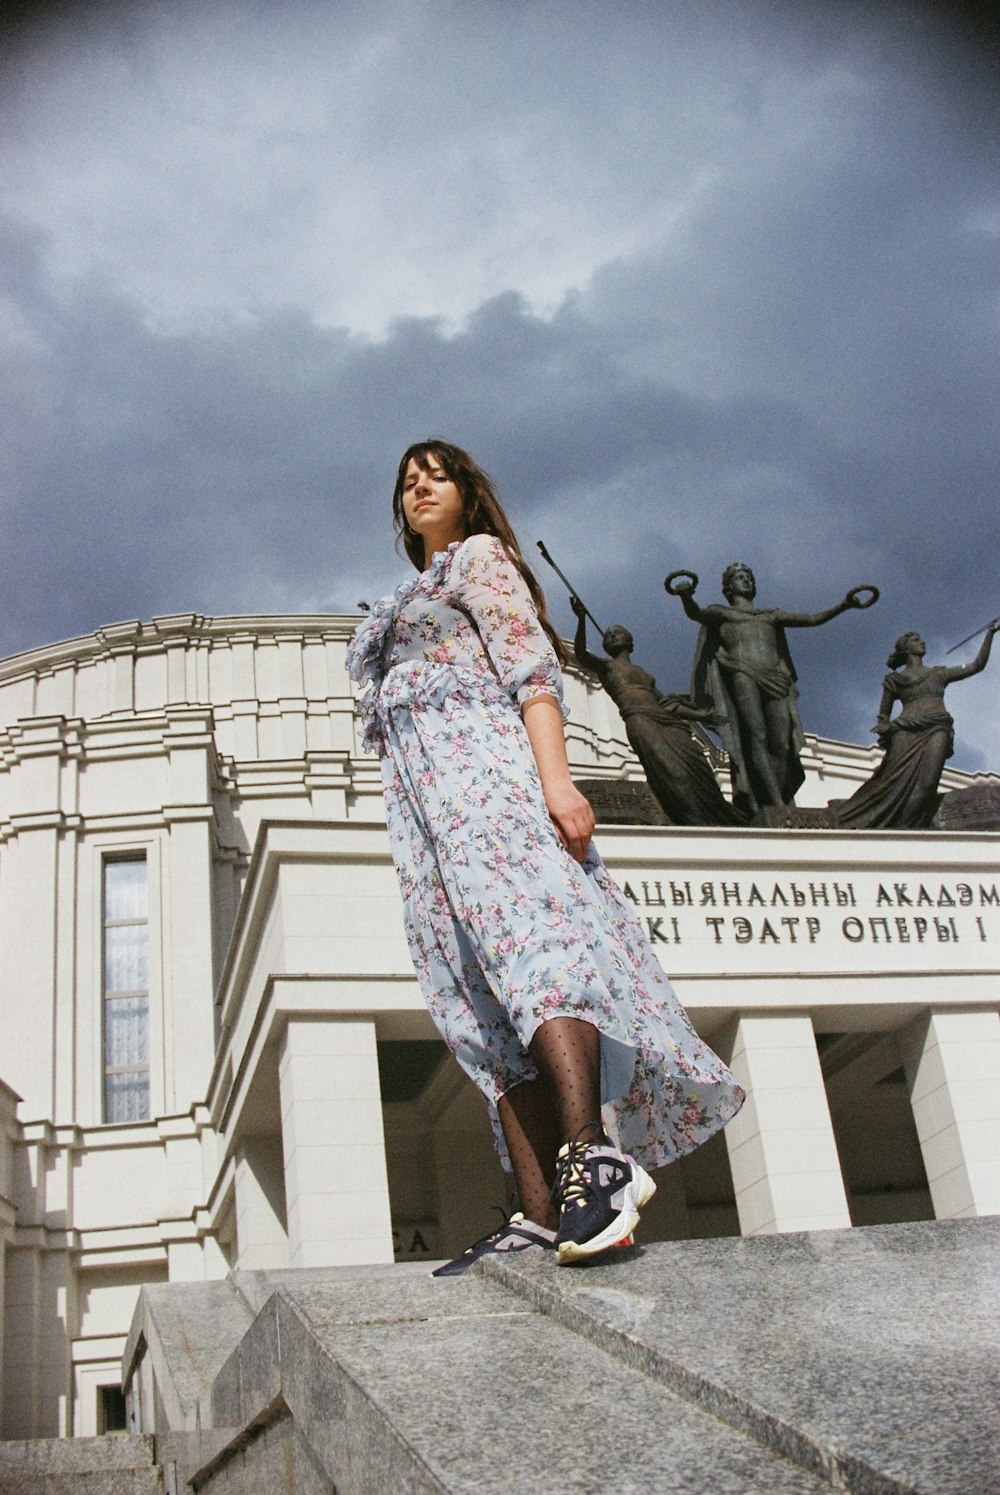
[570, 596, 742, 826]
[665, 564, 878, 819]
[834, 623, 998, 829]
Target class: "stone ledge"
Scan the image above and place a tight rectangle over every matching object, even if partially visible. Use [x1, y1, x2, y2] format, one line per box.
[123, 1280, 254, 1430]
[0, 1434, 157, 1475]
[125, 1220, 999, 1494]
[195, 1270, 830, 1494]
[0, 1433, 163, 1494]
[481, 1217, 1000, 1495]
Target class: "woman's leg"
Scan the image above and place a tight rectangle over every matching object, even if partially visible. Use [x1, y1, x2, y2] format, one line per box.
[490, 1020, 657, 1266]
[497, 1078, 562, 1230]
[497, 1016, 610, 1228]
[528, 1016, 607, 1145]
[525, 1017, 655, 1260]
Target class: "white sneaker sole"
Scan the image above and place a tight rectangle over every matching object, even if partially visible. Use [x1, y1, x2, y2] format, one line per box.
[556, 1161, 656, 1263]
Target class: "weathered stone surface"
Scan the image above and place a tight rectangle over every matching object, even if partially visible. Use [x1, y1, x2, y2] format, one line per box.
[230, 1257, 451, 1318]
[575, 777, 666, 826]
[124, 1218, 1000, 1494]
[185, 1410, 333, 1495]
[124, 1280, 254, 1430]
[154, 1429, 235, 1494]
[483, 1217, 1000, 1495]
[188, 1262, 830, 1493]
[0, 1433, 158, 1474]
[0, 1433, 162, 1494]
[934, 780, 1000, 831]
[0, 1474, 163, 1495]
[285, 1294, 828, 1494]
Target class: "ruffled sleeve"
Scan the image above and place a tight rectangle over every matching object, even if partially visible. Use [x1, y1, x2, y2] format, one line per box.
[346, 610, 386, 688]
[453, 533, 566, 715]
[346, 576, 418, 754]
[346, 560, 430, 689]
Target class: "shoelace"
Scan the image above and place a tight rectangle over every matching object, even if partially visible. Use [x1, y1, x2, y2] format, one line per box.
[460, 1205, 517, 1258]
[549, 1125, 610, 1214]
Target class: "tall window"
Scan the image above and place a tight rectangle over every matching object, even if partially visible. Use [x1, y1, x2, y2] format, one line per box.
[103, 857, 150, 1123]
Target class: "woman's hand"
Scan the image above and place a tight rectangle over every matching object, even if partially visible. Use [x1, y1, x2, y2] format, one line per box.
[543, 779, 596, 862]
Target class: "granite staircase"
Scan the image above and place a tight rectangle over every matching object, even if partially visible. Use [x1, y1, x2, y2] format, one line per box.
[0, 1433, 164, 1494]
[120, 1217, 997, 1494]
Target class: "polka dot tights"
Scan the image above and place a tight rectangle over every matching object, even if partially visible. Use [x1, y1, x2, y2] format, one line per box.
[496, 1016, 608, 1232]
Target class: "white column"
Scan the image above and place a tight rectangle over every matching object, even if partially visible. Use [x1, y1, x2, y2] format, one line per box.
[3, 1248, 40, 1437]
[42, 1247, 75, 1437]
[234, 1137, 289, 1269]
[278, 1018, 393, 1268]
[2, 1244, 75, 1437]
[0, 1082, 18, 1429]
[724, 1014, 851, 1235]
[900, 1009, 1000, 1219]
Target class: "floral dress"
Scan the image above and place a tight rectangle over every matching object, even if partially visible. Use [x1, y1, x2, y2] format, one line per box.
[347, 533, 744, 1170]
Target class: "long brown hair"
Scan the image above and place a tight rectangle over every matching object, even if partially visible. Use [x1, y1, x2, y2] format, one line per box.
[392, 439, 567, 664]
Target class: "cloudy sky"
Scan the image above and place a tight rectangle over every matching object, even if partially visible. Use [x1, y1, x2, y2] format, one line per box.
[2, 0, 998, 766]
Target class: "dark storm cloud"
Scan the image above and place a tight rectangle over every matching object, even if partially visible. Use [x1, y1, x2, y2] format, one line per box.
[1, 0, 998, 769]
[4, 219, 997, 764]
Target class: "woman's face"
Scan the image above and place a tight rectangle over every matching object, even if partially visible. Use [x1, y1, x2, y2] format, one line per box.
[401, 455, 466, 549]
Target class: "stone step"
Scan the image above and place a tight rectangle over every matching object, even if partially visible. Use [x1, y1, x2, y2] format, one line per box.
[480, 1216, 1000, 1495]
[197, 1263, 830, 1494]
[125, 1219, 1000, 1494]
[0, 1434, 163, 1494]
[0, 1472, 163, 1495]
[123, 1278, 254, 1431]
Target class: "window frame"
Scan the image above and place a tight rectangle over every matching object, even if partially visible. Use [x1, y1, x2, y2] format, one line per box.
[101, 853, 151, 1124]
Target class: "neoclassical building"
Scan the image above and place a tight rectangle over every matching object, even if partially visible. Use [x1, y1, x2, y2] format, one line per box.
[0, 612, 997, 1439]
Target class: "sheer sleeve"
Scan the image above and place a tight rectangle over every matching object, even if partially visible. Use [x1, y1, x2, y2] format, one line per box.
[453, 533, 567, 716]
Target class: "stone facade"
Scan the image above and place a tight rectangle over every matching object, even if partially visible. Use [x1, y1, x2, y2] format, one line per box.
[0, 612, 997, 1438]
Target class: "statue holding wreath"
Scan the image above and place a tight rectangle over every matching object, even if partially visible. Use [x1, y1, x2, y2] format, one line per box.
[665, 563, 878, 819]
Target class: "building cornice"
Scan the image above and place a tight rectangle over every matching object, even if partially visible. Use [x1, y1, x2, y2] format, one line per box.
[0, 612, 365, 684]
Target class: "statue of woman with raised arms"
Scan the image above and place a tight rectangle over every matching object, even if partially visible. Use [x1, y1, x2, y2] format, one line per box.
[835, 624, 997, 829]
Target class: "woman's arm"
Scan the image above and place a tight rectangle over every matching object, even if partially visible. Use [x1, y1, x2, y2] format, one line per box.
[943, 621, 998, 683]
[522, 694, 595, 862]
[873, 680, 896, 739]
[453, 536, 594, 859]
[456, 534, 565, 710]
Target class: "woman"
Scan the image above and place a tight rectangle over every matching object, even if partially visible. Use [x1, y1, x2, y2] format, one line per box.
[836, 624, 997, 829]
[570, 597, 743, 826]
[347, 441, 744, 1271]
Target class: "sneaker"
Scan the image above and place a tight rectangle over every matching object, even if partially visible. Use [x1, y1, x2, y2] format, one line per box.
[431, 1212, 557, 1277]
[552, 1137, 656, 1264]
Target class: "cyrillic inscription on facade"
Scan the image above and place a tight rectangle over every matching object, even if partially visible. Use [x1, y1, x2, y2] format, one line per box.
[614, 876, 999, 959]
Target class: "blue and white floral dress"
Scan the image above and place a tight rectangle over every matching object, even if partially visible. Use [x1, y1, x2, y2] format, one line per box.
[347, 533, 743, 1170]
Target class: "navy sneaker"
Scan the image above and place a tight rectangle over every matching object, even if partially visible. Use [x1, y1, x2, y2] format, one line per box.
[552, 1137, 656, 1263]
[431, 1212, 557, 1277]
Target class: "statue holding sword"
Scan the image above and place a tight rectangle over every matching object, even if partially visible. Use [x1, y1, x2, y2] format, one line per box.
[834, 616, 999, 829]
[536, 543, 742, 825]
